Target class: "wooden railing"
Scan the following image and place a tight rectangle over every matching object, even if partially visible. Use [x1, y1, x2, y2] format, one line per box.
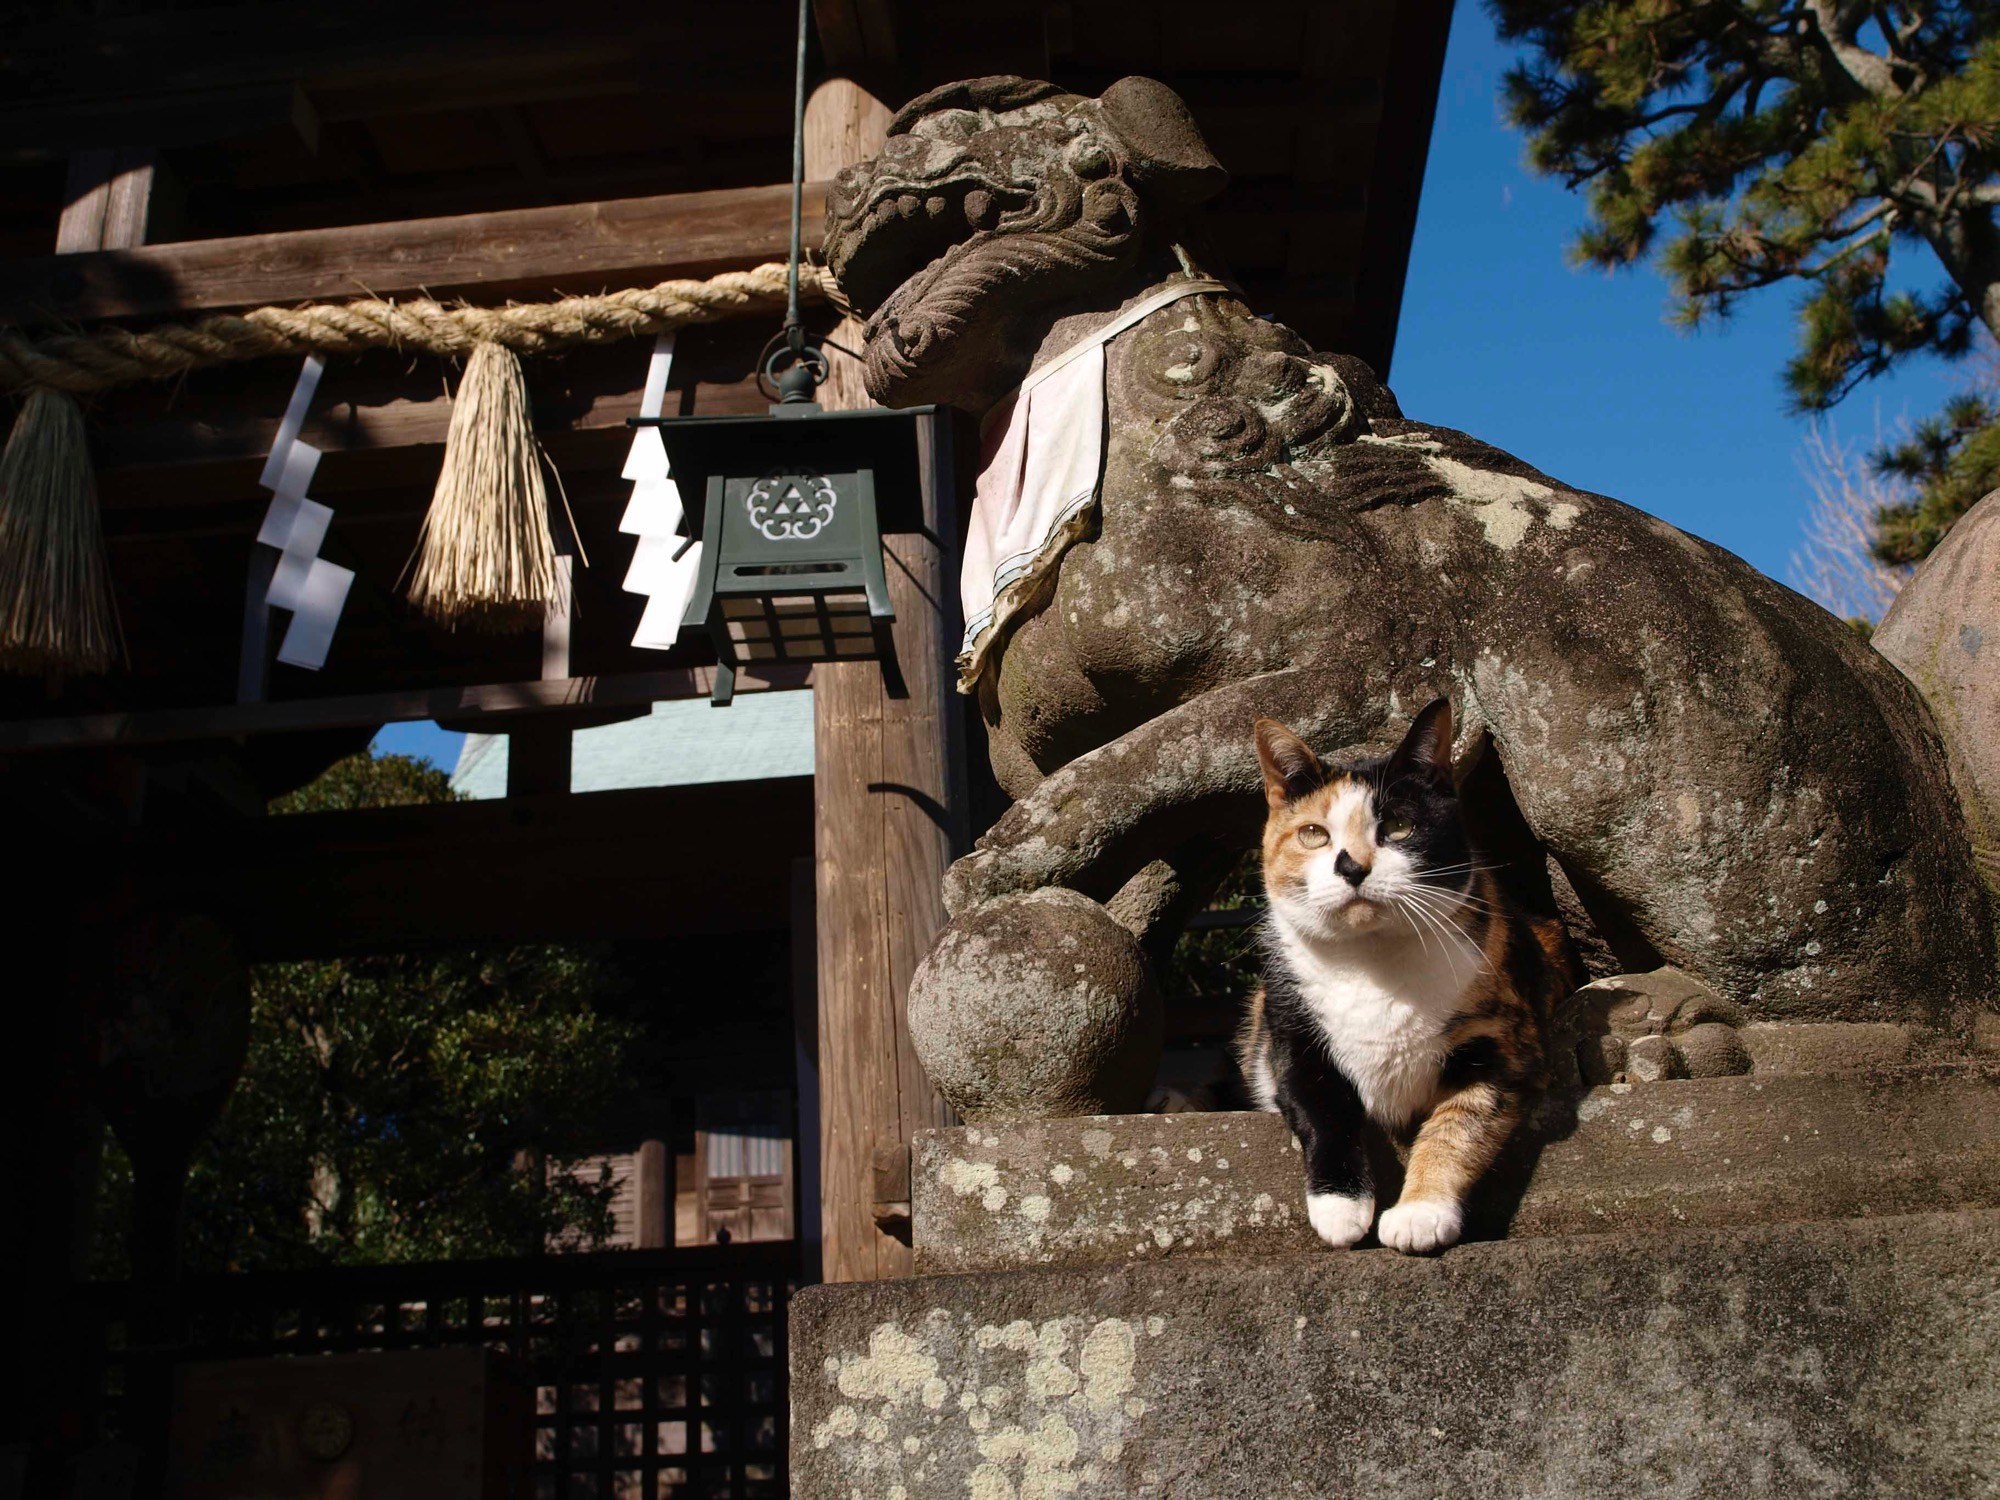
[76, 1242, 799, 1499]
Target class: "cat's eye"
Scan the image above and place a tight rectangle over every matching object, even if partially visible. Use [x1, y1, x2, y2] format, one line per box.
[1296, 824, 1330, 848]
[1381, 815, 1414, 842]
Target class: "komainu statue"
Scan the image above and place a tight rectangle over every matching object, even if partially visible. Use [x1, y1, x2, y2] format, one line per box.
[822, 75, 1995, 1121]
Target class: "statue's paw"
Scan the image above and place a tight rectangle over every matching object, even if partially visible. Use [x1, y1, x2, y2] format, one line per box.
[942, 842, 1054, 915]
[1306, 1192, 1375, 1250]
[941, 849, 1001, 917]
[1376, 1198, 1463, 1256]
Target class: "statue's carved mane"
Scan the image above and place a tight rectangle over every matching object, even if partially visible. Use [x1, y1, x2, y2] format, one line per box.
[823, 75, 1230, 410]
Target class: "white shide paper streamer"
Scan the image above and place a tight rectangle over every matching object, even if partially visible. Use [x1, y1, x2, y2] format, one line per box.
[255, 355, 355, 671]
[620, 334, 703, 649]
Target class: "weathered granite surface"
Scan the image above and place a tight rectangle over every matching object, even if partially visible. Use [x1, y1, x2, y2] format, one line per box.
[1876, 485, 2000, 876]
[1737, 1020, 1920, 1074]
[912, 1075, 2000, 1274]
[792, 1208, 2000, 1499]
[828, 75, 1994, 1120]
[915, 1111, 1310, 1273]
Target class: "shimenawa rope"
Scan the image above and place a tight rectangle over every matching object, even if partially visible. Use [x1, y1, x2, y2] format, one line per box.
[0, 261, 846, 395]
[0, 259, 854, 669]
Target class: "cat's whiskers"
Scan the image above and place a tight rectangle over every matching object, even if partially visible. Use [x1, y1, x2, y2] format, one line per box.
[1393, 892, 1441, 964]
[1387, 879, 1489, 977]
[1416, 883, 1500, 916]
[1407, 861, 1503, 891]
[1396, 878, 1483, 935]
[1396, 896, 1466, 973]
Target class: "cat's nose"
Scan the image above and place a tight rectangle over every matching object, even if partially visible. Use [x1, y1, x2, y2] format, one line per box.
[1334, 850, 1370, 887]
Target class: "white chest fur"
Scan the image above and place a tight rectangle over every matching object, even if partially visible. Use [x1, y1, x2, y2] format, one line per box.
[1271, 924, 1469, 1128]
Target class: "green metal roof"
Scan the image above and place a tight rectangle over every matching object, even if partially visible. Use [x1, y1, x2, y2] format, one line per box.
[451, 688, 814, 798]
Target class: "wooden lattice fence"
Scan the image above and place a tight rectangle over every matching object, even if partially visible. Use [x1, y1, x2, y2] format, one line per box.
[79, 1243, 796, 1499]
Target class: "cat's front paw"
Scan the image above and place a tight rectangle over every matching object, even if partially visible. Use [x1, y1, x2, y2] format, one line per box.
[1306, 1192, 1375, 1249]
[1377, 1197, 1463, 1255]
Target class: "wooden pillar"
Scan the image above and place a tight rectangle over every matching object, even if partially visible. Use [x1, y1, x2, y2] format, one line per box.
[0, 876, 92, 1497]
[0, 150, 163, 1496]
[508, 546, 576, 796]
[634, 1138, 671, 1249]
[806, 77, 963, 1282]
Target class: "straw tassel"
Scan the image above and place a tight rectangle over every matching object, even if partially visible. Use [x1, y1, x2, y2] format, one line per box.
[406, 340, 565, 630]
[0, 387, 120, 674]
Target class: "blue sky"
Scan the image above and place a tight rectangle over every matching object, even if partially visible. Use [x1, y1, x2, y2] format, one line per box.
[1390, 2, 1958, 580]
[375, 9, 1960, 772]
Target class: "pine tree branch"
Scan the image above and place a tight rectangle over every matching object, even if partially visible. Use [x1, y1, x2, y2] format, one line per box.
[1871, 3, 1934, 86]
[1805, 0, 1911, 98]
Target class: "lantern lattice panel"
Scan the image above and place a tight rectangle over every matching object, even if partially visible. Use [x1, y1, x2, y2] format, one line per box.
[720, 593, 877, 663]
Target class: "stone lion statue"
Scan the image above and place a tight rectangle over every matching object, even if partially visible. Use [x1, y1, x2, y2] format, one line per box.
[822, 75, 1994, 1120]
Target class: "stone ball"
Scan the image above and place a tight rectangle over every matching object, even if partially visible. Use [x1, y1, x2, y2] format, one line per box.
[1675, 1021, 1753, 1079]
[908, 888, 1163, 1122]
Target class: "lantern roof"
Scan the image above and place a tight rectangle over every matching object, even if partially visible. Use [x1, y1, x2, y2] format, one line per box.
[636, 402, 942, 536]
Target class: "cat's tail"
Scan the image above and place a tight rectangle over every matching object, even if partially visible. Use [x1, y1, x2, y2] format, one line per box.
[1230, 986, 1279, 1112]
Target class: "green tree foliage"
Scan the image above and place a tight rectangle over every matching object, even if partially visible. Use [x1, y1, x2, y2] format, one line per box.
[1492, 0, 2000, 559]
[95, 753, 637, 1274]
[1161, 855, 1266, 1026]
[1870, 390, 2000, 555]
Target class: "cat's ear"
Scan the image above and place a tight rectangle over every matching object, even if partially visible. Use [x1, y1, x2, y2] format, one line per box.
[1389, 698, 1455, 784]
[1255, 718, 1325, 808]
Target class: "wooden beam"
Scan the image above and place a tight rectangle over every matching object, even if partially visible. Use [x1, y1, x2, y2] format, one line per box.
[1, 181, 824, 326]
[115, 777, 818, 960]
[90, 337, 773, 495]
[0, 669, 812, 754]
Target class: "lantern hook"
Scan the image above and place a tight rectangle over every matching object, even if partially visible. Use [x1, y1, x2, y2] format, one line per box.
[758, 334, 831, 404]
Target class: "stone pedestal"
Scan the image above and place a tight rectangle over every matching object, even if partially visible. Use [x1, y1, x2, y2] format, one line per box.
[790, 1060, 2000, 1497]
[794, 1210, 1998, 1499]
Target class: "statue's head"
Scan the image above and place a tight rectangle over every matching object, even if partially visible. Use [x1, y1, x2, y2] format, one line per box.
[823, 75, 1228, 408]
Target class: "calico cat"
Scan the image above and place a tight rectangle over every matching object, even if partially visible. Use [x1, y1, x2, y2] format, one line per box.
[1237, 698, 1576, 1255]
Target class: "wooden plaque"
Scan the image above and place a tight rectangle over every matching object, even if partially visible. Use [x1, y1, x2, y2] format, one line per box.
[168, 1348, 531, 1500]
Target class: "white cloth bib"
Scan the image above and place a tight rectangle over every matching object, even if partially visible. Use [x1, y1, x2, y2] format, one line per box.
[957, 277, 1230, 690]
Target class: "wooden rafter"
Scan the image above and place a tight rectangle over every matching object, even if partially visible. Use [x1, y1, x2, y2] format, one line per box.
[812, 0, 901, 76]
[0, 668, 812, 753]
[0, 3, 804, 136]
[111, 775, 819, 959]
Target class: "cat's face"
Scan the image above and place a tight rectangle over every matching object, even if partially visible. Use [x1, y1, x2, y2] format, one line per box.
[1254, 700, 1471, 945]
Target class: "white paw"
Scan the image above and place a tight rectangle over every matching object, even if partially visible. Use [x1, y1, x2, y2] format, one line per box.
[1306, 1192, 1375, 1249]
[1376, 1198, 1463, 1255]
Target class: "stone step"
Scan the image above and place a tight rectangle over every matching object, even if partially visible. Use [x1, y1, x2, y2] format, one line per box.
[791, 1207, 2000, 1499]
[912, 1068, 2000, 1275]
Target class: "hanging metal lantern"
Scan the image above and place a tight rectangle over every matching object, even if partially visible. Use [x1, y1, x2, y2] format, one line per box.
[623, 0, 951, 706]
[629, 370, 943, 704]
